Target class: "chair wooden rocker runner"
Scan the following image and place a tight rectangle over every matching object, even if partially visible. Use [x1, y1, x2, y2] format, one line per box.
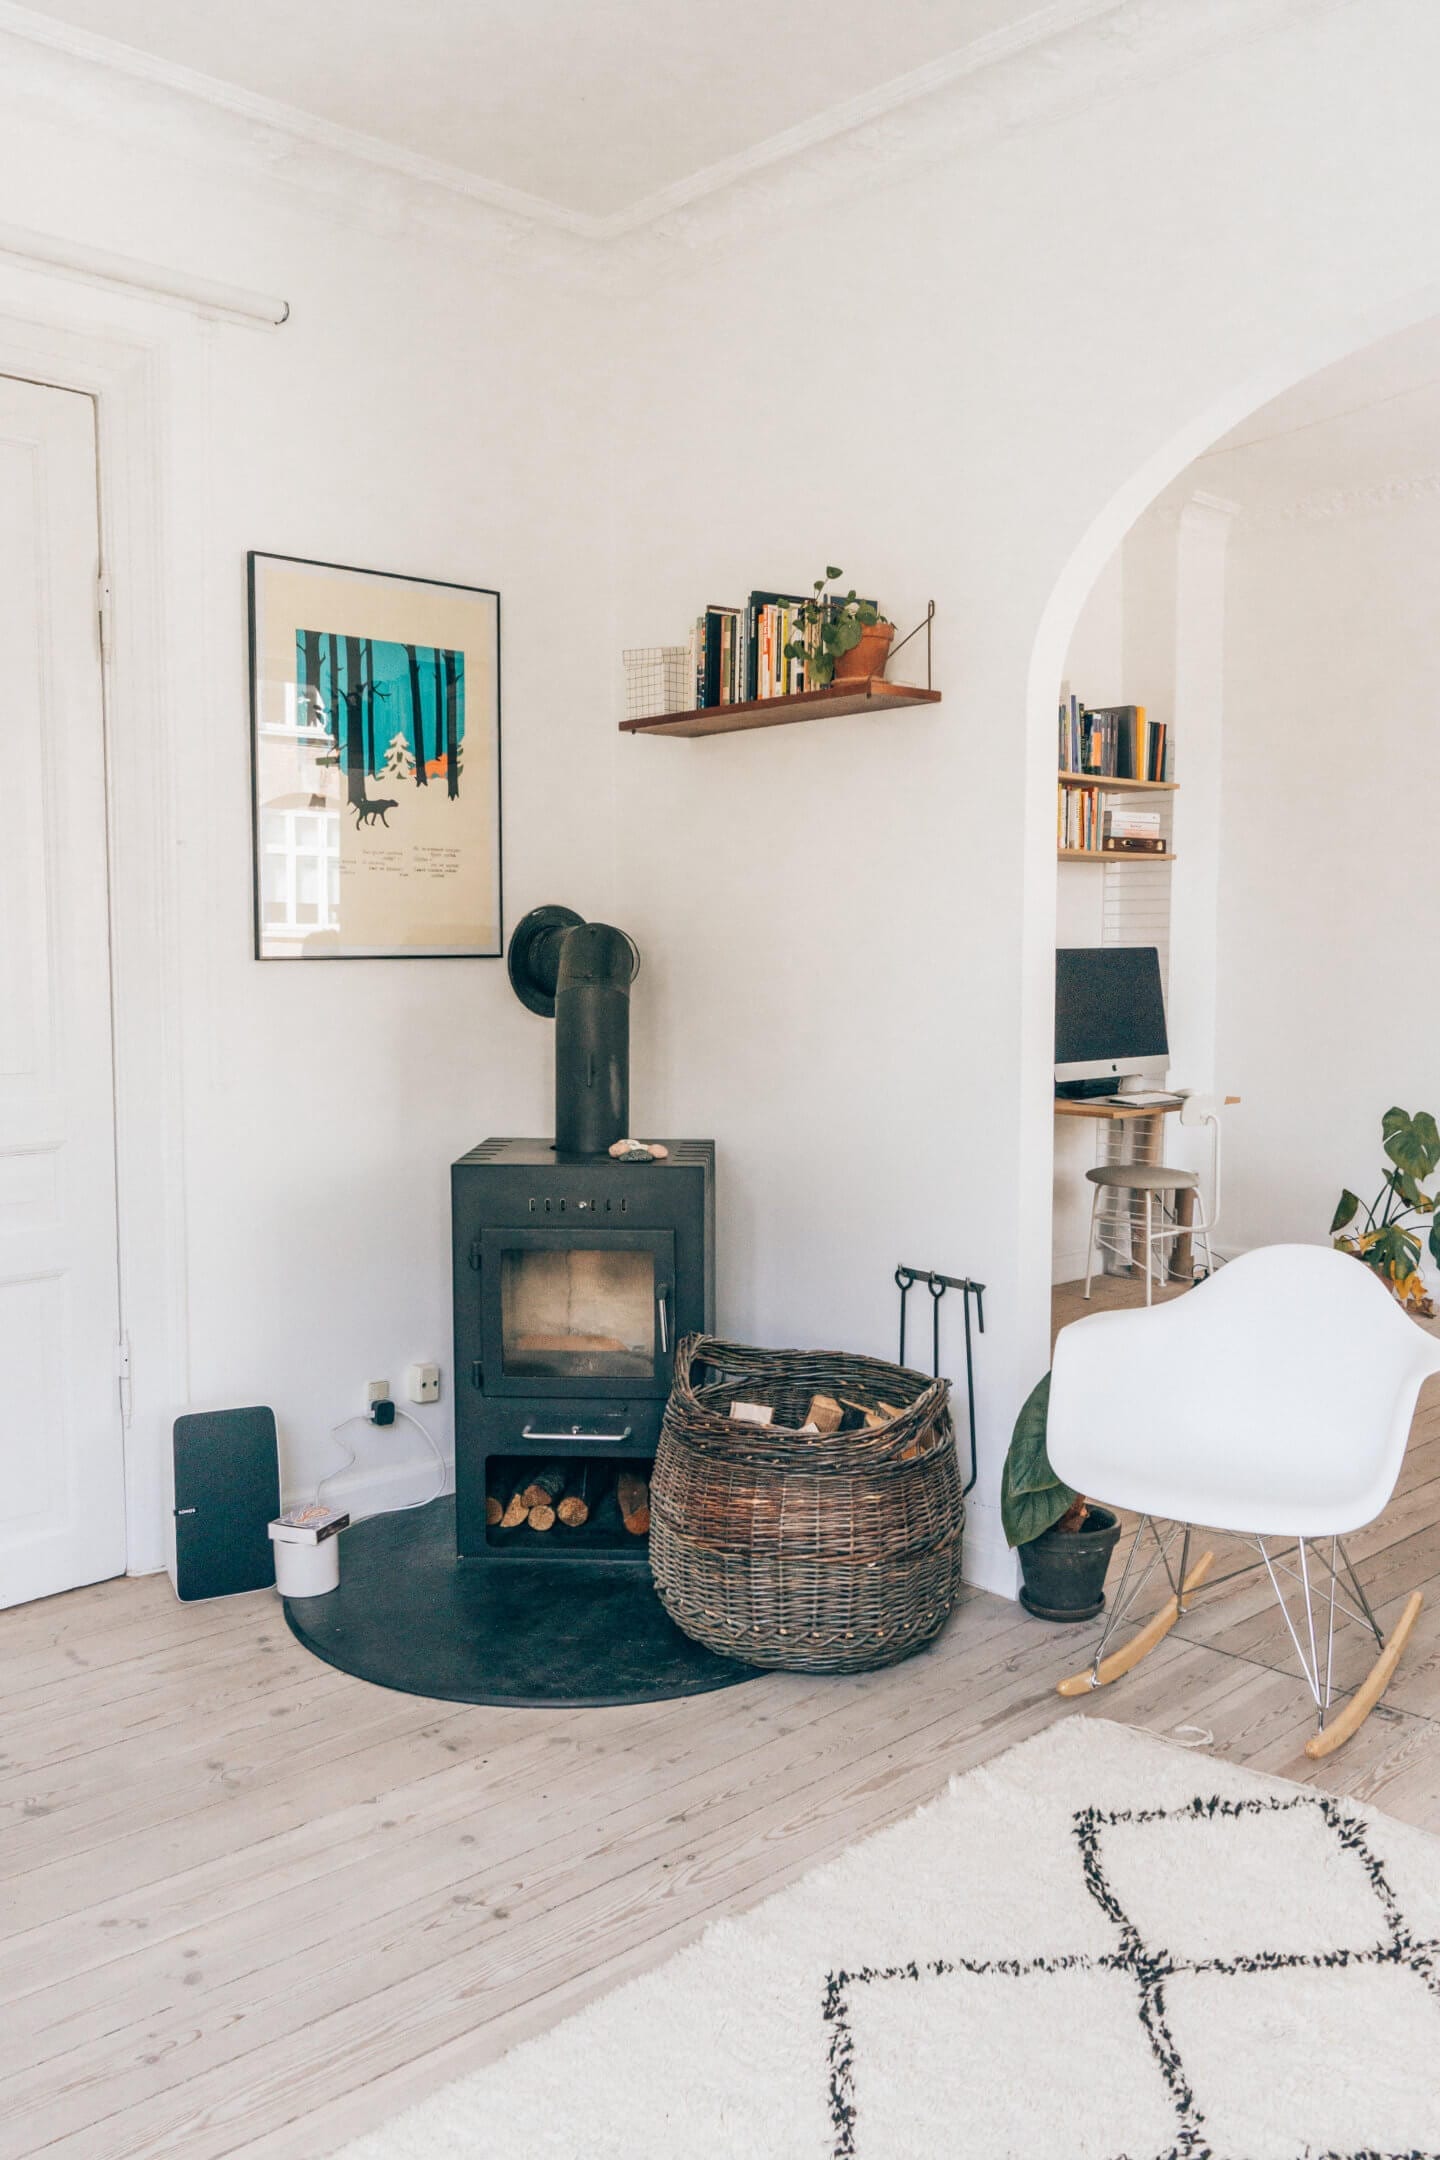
[1047, 1245, 1440, 1755]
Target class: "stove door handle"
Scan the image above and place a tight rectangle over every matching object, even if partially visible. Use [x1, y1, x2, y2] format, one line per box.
[657, 1286, 671, 1358]
[521, 1421, 634, 1443]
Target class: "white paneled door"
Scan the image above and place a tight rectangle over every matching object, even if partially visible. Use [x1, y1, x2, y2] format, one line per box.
[0, 376, 126, 1609]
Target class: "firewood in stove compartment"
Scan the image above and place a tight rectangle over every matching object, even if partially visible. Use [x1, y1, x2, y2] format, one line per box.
[520, 1463, 567, 1511]
[499, 1468, 531, 1530]
[527, 1503, 557, 1531]
[556, 1464, 591, 1528]
[617, 1470, 650, 1537]
[485, 1495, 503, 1527]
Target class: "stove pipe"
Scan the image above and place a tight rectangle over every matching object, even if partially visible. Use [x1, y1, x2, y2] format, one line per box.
[507, 906, 641, 1156]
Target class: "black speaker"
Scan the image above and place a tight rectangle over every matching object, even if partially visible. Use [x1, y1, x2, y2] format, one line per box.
[172, 1406, 280, 1600]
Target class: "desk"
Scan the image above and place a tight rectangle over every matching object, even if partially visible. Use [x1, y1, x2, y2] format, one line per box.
[1053, 1095, 1238, 1281]
[1054, 1096, 1184, 1123]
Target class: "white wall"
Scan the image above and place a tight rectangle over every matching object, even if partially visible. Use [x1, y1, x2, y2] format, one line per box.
[10, 0, 1440, 1589]
[609, 0, 1440, 1591]
[1056, 548, 1124, 949]
[1217, 491, 1440, 1275]
[0, 74, 620, 1539]
[1051, 555, 1122, 1280]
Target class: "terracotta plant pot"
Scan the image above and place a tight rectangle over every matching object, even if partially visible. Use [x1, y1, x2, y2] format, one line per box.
[831, 620, 895, 684]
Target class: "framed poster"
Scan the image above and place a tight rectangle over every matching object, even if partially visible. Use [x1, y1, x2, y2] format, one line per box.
[248, 552, 502, 959]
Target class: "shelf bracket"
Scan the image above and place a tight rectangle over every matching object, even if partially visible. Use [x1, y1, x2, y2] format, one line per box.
[886, 599, 935, 690]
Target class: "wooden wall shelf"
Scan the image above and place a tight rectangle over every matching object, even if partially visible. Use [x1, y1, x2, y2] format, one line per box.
[1059, 848, 1177, 864]
[620, 679, 941, 739]
[1057, 772, 1177, 792]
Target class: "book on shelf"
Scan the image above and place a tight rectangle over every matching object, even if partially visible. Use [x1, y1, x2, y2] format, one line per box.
[1059, 786, 1170, 856]
[684, 588, 885, 708]
[746, 590, 812, 702]
[1057, 696, 1171, 783]
[1058, 781, 1102, 852]
[1104, 807, 1163, 842]
[691, 604, 746, 709]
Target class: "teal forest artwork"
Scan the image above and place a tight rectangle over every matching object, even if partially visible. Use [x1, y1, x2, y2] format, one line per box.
[250, 549, 500, 959]
[296, 628, 466, 813]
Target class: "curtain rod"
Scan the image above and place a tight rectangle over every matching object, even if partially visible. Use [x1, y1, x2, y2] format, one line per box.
[0, 222, 289, 327]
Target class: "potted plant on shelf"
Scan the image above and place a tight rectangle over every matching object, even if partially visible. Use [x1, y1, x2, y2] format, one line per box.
[1331, 1106, 1440, 1317]
[785, 567, 893, 686]
[1002, 1373, 1120, 1621]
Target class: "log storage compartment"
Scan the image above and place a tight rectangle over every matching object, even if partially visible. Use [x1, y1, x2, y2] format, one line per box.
[453, 1138, 714, 1564]
[484, 1455, 653, 1556]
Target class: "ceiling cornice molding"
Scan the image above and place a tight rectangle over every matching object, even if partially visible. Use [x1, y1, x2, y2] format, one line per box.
[589, 0, 1130, 237]
[0, 0, 1134, 240]
[1239, 469, 1440, 530]
[0, 0, 599, 233]
[597, 0, 1348, 287]
[0, 0, 1349, 290]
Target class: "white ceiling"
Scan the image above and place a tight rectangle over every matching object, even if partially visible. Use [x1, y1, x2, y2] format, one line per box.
[0, 0, 1090, 226]
[1190, 315, 1440, 512]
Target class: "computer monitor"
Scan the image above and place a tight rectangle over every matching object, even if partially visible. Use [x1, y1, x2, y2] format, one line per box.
[1055, 945, 1169, 1096]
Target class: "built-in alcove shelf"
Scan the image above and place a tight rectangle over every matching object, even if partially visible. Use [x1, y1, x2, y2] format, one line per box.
[1058, 848, 1178, 864]
[619, 679, 941, 740]
[1057, 772, 1177, 792]
[1058, 767, 1178, 862]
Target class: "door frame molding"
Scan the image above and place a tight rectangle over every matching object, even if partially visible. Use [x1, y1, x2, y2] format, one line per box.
[0, 273, 200, 1577]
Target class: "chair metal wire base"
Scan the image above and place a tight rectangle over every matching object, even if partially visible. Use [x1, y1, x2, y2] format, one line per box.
[1065, 1515, 1402, 1749]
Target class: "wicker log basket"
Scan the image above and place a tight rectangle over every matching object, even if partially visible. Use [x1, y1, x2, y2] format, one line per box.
[649, 1335, 965, 1674]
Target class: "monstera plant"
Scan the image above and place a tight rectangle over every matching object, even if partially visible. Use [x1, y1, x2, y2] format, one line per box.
[1331, 1106, 1440, 1317]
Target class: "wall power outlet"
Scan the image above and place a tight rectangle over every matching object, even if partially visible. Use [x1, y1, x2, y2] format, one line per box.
[407, 1362, 441, 1405]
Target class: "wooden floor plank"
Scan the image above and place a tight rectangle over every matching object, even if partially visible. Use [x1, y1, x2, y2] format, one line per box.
[2, 1272, 1438, 2158]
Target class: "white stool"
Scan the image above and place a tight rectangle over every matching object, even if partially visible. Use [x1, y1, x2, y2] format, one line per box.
[1083, 1093, 1223, 1305]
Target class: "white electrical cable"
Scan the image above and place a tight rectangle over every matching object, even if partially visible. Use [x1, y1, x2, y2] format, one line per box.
[316, 1407, 448, 1514]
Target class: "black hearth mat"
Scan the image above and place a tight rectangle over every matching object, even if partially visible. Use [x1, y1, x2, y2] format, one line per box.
[282, 1495, 759, 1707]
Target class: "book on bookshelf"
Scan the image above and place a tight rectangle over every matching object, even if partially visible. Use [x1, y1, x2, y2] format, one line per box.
[1104, 807, 1163, 843]
[690, 604, 745, 708]
[1057, 695, 1171, 783]
[1058, 781, 1102, 853]
[682, 588, 889, 709]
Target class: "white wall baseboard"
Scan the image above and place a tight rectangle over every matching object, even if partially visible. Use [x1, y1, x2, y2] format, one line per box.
[961, 1503, 1021, 1599]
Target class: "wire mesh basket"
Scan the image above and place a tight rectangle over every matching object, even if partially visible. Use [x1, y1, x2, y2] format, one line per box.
[623, 646, 692, 721]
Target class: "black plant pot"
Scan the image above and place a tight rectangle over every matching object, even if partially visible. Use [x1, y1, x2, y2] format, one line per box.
[1017, 1505, 1121, 1623]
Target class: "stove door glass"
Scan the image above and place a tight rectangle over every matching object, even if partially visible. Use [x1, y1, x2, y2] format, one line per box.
[499, 1245, 656, 1380]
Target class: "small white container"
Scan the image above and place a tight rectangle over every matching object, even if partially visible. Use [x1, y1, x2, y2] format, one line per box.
[268, 1509, 346, 1596]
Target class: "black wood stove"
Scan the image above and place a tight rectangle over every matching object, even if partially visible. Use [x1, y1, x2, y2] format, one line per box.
[283, 902, 750, 1709]
[451, 1136, 714, 1562]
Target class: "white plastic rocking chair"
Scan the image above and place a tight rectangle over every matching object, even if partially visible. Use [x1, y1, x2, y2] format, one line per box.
[1047, 1243, 1440, 1755]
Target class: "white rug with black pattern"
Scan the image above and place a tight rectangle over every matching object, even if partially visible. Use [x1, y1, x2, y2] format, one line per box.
[336, 1717, 1440, 2160]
